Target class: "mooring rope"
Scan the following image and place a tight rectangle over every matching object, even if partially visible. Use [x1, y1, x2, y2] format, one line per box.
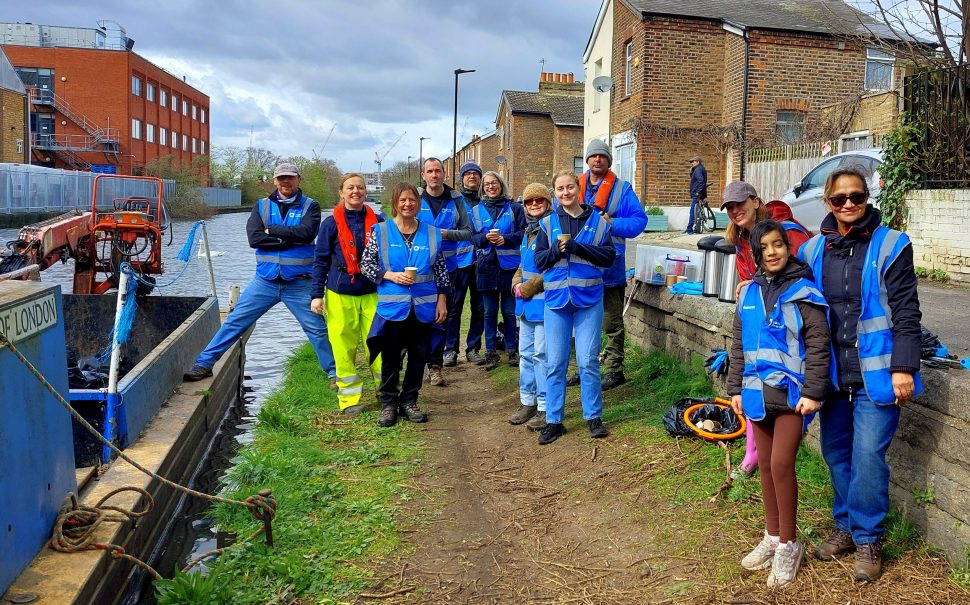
[1, 331, 276, 580]
[123, 220, 204, 290]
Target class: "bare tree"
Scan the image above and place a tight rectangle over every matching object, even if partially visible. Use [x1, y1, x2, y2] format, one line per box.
[844, 0, 966, 68]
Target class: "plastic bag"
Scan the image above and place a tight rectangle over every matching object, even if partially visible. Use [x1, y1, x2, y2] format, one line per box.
[663, 397, 743, 441]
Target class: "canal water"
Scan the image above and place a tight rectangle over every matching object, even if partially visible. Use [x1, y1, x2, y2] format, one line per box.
[2, 211, 317, 601]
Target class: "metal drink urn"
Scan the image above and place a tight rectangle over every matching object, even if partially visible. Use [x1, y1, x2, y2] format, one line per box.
[715, 239, 739, 303]
[697, 236, 725, 297]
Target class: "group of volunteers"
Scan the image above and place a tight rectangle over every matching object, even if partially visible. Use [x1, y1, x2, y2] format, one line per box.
[183, 144, 921, 589]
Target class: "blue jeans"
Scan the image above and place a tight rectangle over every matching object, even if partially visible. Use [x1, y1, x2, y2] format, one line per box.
[819, 389, 901, 544]
[686, 197, 699, 233]
[544, 302, 604, 424]
[482, 289, 517, 352]
[444, 265, 484, 355]
[194, 275, 336, 377]
[518, 318, 546, 411]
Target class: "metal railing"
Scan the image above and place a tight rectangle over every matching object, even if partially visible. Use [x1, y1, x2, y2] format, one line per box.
[904, 65, 970, 188]
[31, 132, 118, 153]
[27, 87, 117, 144]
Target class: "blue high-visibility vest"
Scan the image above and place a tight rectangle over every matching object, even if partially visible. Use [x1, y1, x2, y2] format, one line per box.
[799, 227, 924, 404]
[374, 220, 441, 323]
[738, 278, 828, 421]
[540, 211, 611, 309]
[417, 191, 473, 271]
[471, 201, 521, 270]
[515, 231, 545, 321]
[255, 196, 316, 281]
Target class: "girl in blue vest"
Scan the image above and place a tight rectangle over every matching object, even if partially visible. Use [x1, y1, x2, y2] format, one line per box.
[470, 171, 526, 370]
[360, 182, 450, 428]
[727, 220, 830, 588]
[533, 170, 615, 445]
[509, 182, 553, 428]
[798, 167, 922, 582]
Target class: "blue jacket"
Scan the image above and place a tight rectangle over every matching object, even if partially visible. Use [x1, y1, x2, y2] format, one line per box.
[373, 220, 441, 323]
[690, 163, 708, 200]
[418, 186, 474, 271]
[515, 225, 545, 321]
[799, 216, 923, 404]
[581, 173, 647, 287]
[254, 195, 317, 281]
[535, 206, 614, 309]
[311, 208, 382, 297]
[470, 197, 526, 290]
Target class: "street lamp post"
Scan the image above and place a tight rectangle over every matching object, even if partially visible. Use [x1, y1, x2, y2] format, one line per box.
[419, 136, 430, 185]
[453, 68, 475, 185]
[407, 155, 414, 181]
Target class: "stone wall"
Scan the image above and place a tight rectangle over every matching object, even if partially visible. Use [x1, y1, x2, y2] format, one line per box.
[0, 87, 26, 163]
[905, 189, 970, 286]
[625, 282, 970, 563]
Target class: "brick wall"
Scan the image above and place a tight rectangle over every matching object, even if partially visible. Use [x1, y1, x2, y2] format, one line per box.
[508, 113, 554, 197]
[0, 87, 27, 163]
[906, 189, 970, 285]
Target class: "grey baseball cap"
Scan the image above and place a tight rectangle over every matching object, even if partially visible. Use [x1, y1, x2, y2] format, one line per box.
[273, 162, 300, 178]
[687, 156, 702, 163]
[720, 181, 758, 209]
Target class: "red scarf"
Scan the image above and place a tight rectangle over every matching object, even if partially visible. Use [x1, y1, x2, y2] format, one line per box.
[579, 170, 617, 211]
[333, 203, 377, 283]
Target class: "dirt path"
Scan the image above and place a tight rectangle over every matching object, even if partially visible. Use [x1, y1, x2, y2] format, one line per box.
[365, 361, 691, 604]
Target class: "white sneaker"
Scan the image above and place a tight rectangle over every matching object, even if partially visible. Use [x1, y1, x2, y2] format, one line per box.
[768, 540, 805, 588]
[741, 531, 776, 571]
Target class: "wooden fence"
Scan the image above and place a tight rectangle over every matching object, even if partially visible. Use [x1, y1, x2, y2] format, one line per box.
[744, 142, 825, 200]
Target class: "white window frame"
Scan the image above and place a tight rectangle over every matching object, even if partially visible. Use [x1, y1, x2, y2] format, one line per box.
[182, 99, 189, 116]
[172, 95, 178, 113]
[159, 89, 167, 108]
[171, 131, 178, 149]
[574, 156, 584, 175]
[201, 108, 206, 124]
[159, 127, 167, 146]
[131, 118, 142, 140]
[192, 137, 197, 153]
[624, 40, 633, 96]
[147, 83, 155, 102]
[146, 123, 155, 143]
[182, 134, 189, 151]
[131, 75, 142, 96]
[200, 140, 206, 155]
[865, 48, 894, 91]
[776, 110, 807, 144]
[192, 104, 197, 120]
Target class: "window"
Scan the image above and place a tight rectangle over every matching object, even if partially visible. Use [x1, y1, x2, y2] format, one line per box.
[146, 123, 155, 143]
[160, 89, 167, 108]
[776, 110, 806, 144]
[616, 143, 635, 184]
[131, 75, 142, 96]
[192, 104, 197, 120]
[200, 140, 206, 155]
[171, 131, 178, 148]
[865, 48, 894, 91]
[802, 158, 841, 191]
[159, 127, 167, 146]
[182, 99, 189, 116]
[200, 108, 206, 124]
[624, 40, 633, 96]
[172, 95, 178, 113]
[192, 137, 197, 153]
[147, 83, 155, 102]
[182, 134, 189, 151]
[131, 118, 142, 140]
[574, 156, 584, 175]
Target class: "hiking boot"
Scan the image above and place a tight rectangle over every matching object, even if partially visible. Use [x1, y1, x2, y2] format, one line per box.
[768, 540, 805, 588]
[377, 406, 397, 428]
[854, 541, 883, 582]
[183, 364, 213, 382]
[443, 351, 458, 367]
[538, 423, 567, 445]
[429, 365, 446, 386]
[509, 405, 537, 425]
[483, 351, 501, 371]
[587, 418, 609, 438]
[601, 371, 627, 391]
[329, 376, 337, 390]
[507, 351, 519, 366]
[566, 372, 581, 387]
[342, 403, 366, 417]
[813, 528, 854, 561]
[399, 402, 428, 423]
[466, 349, 485, 365]
[741, 531, 777, 571]
[526, 414, 546, 431]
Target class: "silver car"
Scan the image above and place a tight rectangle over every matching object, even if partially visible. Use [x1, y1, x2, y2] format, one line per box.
[781, 149, 883, 232]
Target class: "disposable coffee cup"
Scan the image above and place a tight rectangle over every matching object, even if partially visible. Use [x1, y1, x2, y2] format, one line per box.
[404, 267, 417, 279]
[557, 233, 572, 243]
[489, 228, 500, 235]
[677, 275, 688, 283]
[665, 274, 677, 287]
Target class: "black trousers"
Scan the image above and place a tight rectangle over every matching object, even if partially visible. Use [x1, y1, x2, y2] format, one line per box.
[378, 310, 430, 408]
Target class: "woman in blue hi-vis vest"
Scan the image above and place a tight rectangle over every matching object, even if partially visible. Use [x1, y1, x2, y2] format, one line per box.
[533, 170, 615, 446]
[360, 182, 450, 429]
[797, 166, 923, 582]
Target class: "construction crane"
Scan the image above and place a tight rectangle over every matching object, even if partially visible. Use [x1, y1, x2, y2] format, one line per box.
[312, 124, 337, 161]
[374, 131, 406, 193]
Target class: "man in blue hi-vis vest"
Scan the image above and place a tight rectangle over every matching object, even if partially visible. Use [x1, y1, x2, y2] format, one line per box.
[184, 162, 336, 383]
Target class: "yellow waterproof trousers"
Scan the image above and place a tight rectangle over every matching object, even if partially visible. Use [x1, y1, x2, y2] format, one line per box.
[325, 290, 381, 409]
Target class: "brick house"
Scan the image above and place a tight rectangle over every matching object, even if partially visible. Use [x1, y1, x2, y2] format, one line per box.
[0, 48, 27, 163]
[585, 0, 904, 218]
[444, 129, 499, 186]
[493, 73, 584, 197]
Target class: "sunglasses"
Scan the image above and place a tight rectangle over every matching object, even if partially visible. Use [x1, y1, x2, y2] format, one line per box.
[524, 198, 548, 206]
[826, 192, 868, 207]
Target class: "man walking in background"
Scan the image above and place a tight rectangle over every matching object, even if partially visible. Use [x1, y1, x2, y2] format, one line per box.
[686, 156, 707, 235]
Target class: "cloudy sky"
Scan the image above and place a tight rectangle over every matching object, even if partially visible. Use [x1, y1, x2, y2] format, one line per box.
[18, 1, 600, 172]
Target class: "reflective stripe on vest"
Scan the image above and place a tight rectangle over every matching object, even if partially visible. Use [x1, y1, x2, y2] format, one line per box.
[255, 196, 316, 280]
[515, 233, 546, 321]
[799, 228, 923, 404]
[472, 201, 521, 270]
[540, 211, 611, 309]
[417, 192, 473, 271]
[738, 278, 828, 421]
[375, 220, 440, 323]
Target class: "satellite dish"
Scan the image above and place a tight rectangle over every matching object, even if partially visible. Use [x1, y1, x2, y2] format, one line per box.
[495, 155, 508, 165]
[592, 75, 614, 93]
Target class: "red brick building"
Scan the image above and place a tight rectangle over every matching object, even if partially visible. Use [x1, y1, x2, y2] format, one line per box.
[588, 0, 901, 206]
[1, 21, 209, 179]
[446, 130, 499, 185]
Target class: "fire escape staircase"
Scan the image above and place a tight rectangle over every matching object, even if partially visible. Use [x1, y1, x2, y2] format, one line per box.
[29, 88, 120, 169]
